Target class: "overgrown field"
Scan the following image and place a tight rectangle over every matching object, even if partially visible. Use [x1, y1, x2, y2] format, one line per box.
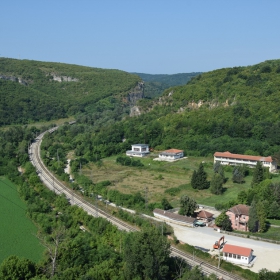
[82, 154, 279, 207]
[0, 177, 43, 263]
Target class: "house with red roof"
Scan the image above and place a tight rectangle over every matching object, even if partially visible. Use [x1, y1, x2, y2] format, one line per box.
[214, 151, 277, 172]
[196, 209, 214, 223]
[226, 204, 250, 232]
[223, 244, 254, 265]
[158, 149, 184, 161]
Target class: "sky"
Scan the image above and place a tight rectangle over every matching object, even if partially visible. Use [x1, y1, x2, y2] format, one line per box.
[1, 0, 280, 74]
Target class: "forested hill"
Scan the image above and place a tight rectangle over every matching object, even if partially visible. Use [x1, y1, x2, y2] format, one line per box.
[134, 59, 280, 157]
[0, 58, 141, 125]
[71, 59, 280, 160]
[132, 72, 202, 98]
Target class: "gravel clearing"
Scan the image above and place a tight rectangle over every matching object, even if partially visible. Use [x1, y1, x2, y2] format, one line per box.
[170, 223, 280, 273]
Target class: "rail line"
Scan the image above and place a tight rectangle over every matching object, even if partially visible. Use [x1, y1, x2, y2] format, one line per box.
[30, 128, 243, 280]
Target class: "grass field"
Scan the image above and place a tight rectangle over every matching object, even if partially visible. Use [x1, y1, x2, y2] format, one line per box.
[81, 154, 278, 208]
[0, 177, 43, 264]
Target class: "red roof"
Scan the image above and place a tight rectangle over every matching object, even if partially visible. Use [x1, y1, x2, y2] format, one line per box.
[163, 149, 183, 154]
[214, 151, 273, 163]
[197, 210, 214, 219]
[228, 204, 250, 216]
[223, 244, 253, 257]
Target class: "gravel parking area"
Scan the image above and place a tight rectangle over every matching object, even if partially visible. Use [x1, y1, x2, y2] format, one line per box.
[171, 223, 280, 273]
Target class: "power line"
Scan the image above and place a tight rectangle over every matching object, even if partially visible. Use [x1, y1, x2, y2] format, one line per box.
[0, 193, 27, 212]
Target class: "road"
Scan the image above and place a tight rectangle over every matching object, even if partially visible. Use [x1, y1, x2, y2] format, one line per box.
[30, 128, 243, 280]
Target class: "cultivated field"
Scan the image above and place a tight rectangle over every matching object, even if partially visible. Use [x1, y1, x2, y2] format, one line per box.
[0, 177, 43, 264]
[82, 154, 270, 208]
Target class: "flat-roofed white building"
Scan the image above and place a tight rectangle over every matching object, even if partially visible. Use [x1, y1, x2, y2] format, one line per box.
[126, 144, 149, 157]
[214, 151, 277, 172]
[158, 149, 184, 161]
[223, 244, 254, 265]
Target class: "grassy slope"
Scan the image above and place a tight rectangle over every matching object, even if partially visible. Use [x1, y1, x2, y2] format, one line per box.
[82, 154, 280, 208]
[0, 177, 43, 263]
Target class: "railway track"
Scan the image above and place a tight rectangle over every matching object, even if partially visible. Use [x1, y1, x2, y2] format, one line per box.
[30, 128, 244, 280]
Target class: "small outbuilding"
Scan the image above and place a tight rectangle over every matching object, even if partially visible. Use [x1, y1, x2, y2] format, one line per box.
[223, 244, 254, 265]
[196, 210, 214, 223]
[126, 144, 150, 157]
[158, 149, 184, 161]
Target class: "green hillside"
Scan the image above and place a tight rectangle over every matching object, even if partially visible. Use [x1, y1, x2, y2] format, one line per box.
[0, 58, 141, 125]
[48, 59, 280, 162]
[132, 72, 201, 98]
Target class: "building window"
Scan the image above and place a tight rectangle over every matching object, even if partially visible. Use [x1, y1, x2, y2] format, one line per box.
[237, 255, 241, 259]
[224, 253, 228, 257]
[229, 254, 232, 258]
[233, 254, 236, 259]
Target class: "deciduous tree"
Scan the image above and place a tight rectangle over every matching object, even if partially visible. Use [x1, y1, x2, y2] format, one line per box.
[124, 226, 170, 280]
[178, 195, 198, 216]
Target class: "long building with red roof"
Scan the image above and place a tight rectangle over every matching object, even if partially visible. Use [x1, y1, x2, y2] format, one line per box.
[214, 151, 277, 172]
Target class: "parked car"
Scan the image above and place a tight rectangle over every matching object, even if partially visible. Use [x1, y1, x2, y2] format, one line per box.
[194, 221, 206, 227]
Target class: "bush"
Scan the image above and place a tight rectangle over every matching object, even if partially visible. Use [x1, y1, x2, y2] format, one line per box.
[116, 156, 144, 167]
[164, 187, 181, 196]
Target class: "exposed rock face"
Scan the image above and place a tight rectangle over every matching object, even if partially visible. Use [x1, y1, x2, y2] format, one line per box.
[0, 74, 28, 85]
[51, 74, 79, 82]
[130, 106, 141, 117]
[126, 81, 144, 105]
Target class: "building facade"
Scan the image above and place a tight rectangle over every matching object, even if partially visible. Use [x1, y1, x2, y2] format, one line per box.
[126, 144, 150, 157]
[223, 244, 253, 265]
[226, 204, 250, 232]
[214, 151, 277, 172]
[159, 149, 184, 161]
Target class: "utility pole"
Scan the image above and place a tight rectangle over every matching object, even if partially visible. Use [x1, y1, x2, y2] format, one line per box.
[79, 162, 82, 175]
[218, 246, 221, 269]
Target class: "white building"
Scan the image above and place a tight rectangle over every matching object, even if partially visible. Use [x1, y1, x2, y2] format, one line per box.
[159, 149, 184, 161]
[223, 244, 253, 265]
[214, 151, 277, 172]
[126, 144, 149, 157]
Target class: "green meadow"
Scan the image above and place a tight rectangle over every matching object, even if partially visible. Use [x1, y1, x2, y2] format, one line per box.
[0, 177, 43, 264]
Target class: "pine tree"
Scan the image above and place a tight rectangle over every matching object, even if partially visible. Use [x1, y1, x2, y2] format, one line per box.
[257, 201, 267, 233]
[191, 170, 198, 189]
[269, 201, 280, 219]
[210, 173, 223, 195]
[251, 161, 264, 187]
[196, 163, 209, 190]
[248, 200, 259, 232]
[232, 166, 244, 184]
